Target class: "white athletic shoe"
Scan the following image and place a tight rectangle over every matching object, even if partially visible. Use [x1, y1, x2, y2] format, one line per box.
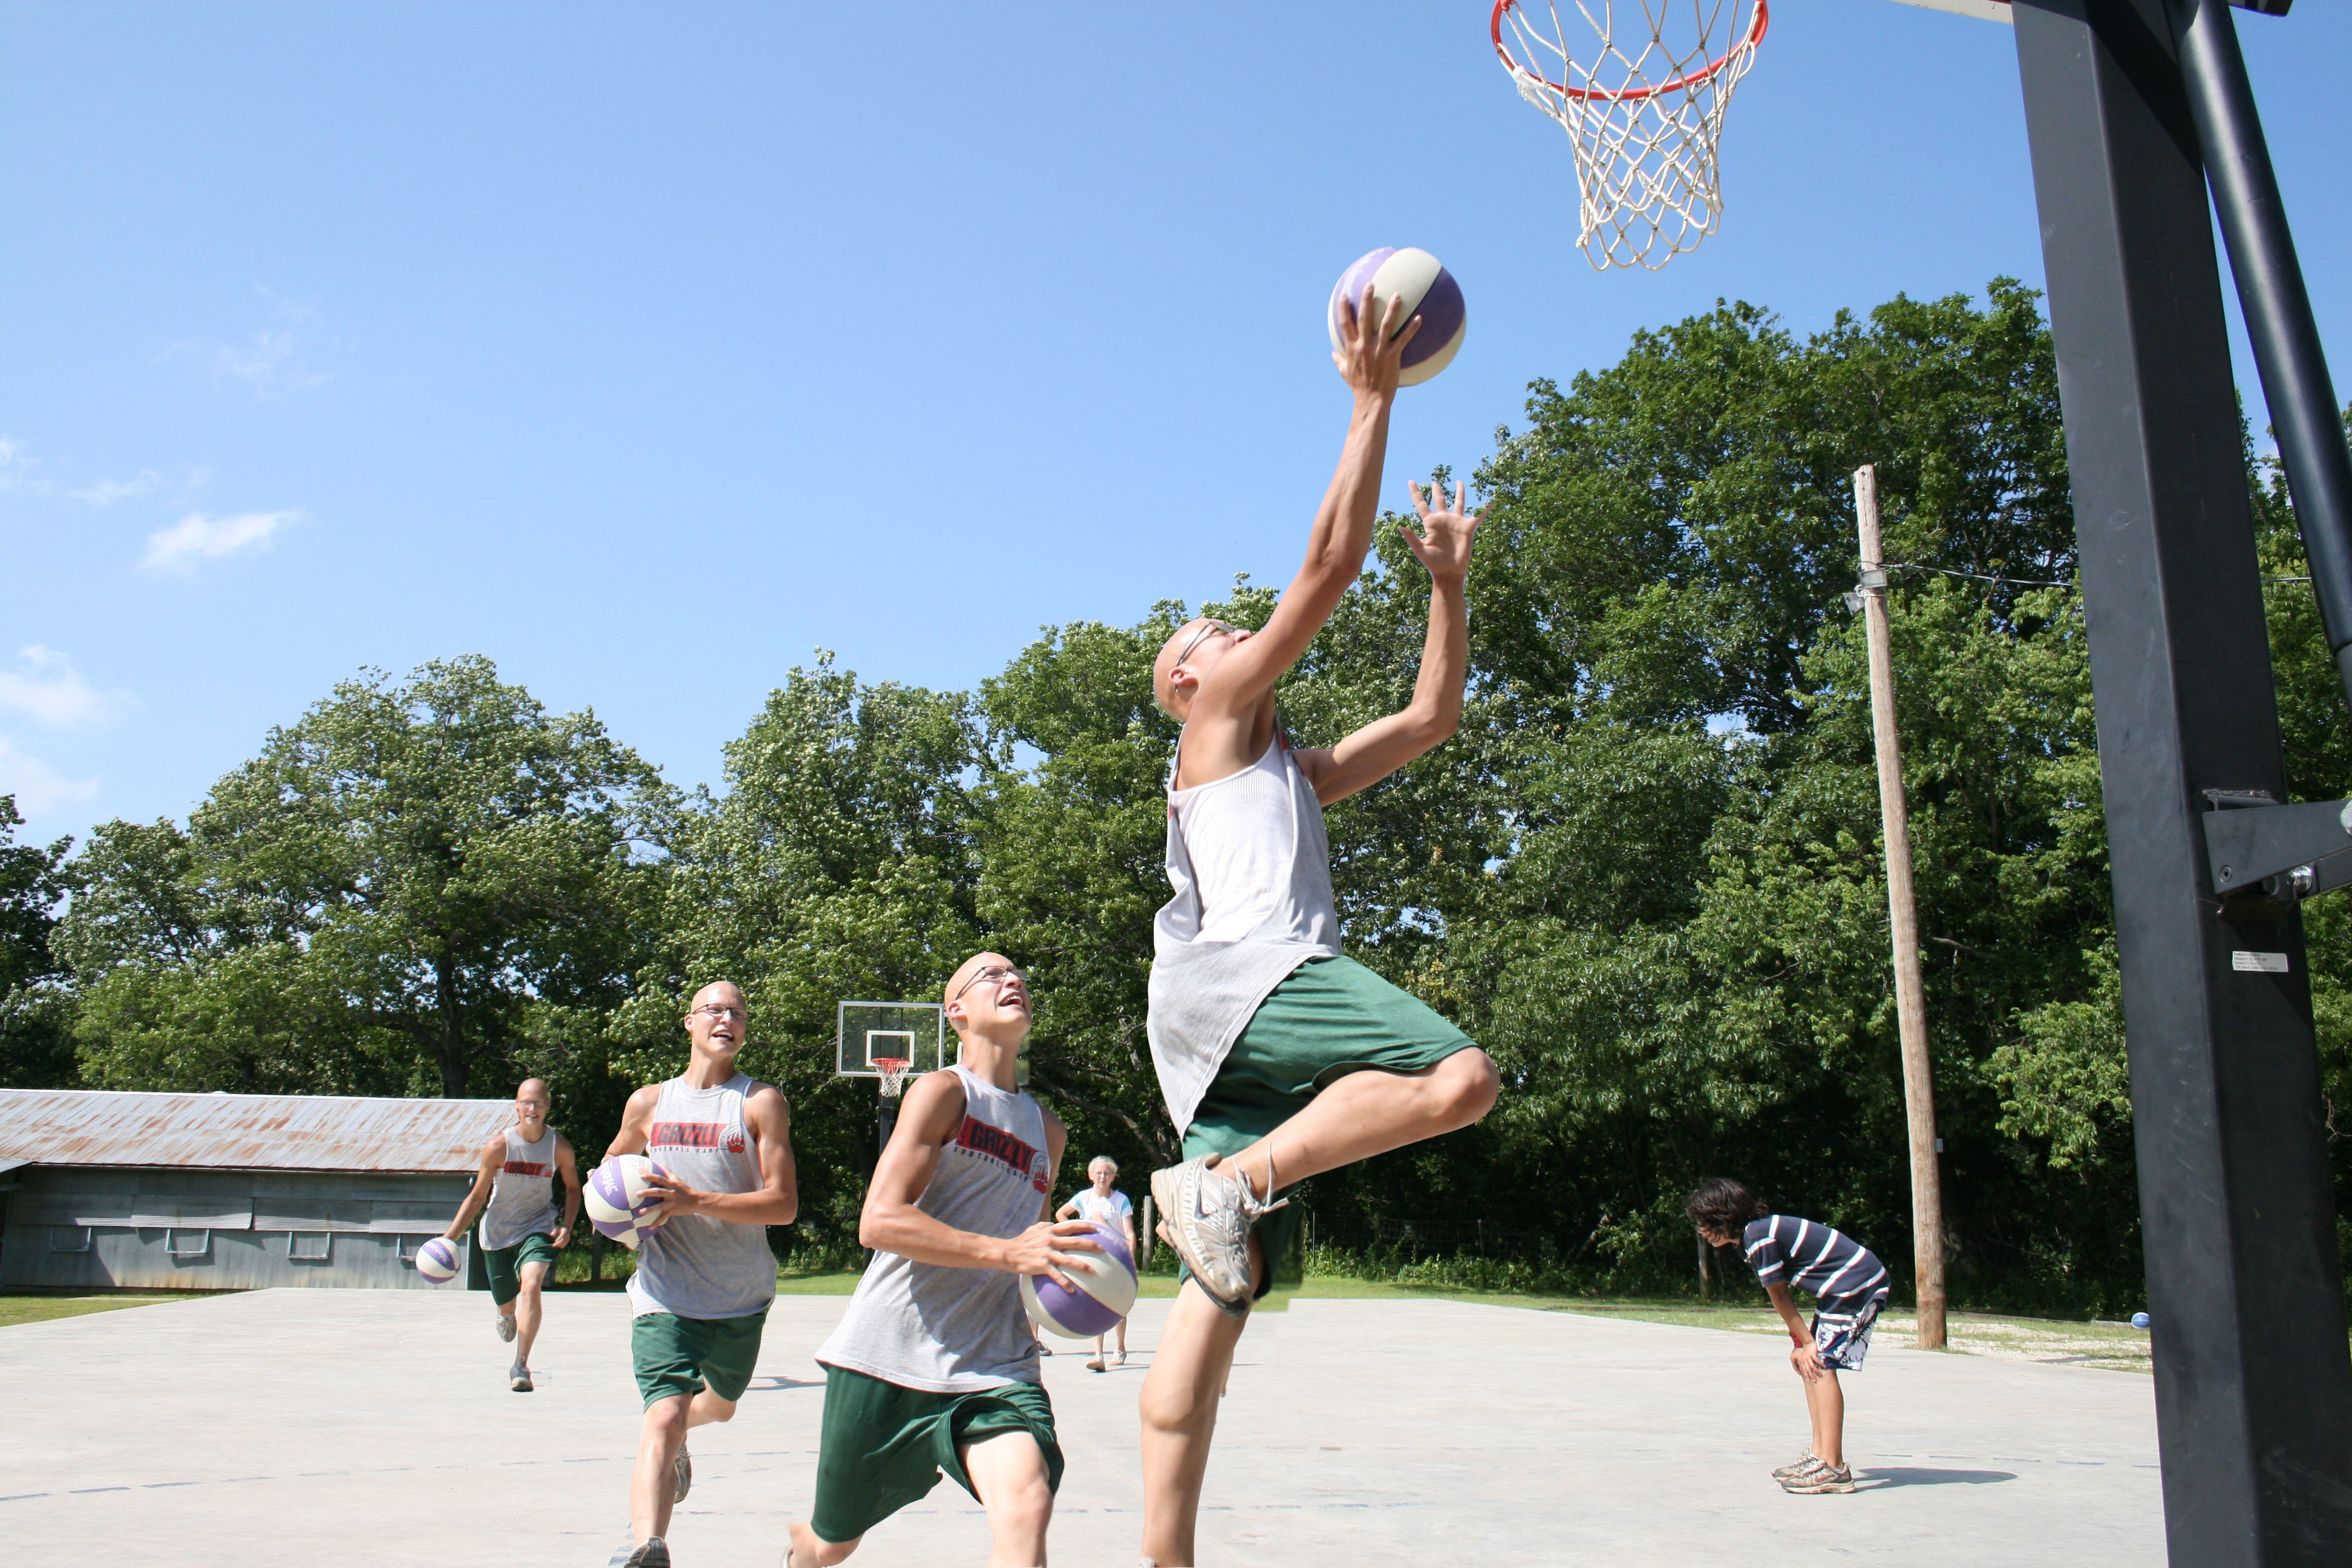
[672, 1443, 691, 1504]
[1151, 1156, 1285, 1312]
[509, 1359, 532, 1393]
[495, 1312, 517, 1344]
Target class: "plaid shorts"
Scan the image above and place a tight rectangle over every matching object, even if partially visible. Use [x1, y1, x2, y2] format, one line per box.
[1811, 1295, 1886, 1371]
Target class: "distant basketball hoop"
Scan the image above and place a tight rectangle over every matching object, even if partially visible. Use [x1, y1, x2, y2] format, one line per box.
[1492, 0, 1768, 271]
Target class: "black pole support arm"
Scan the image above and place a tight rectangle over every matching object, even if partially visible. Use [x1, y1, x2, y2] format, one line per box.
[2169, 0, 2352, 713]
[2202, 794, 2352, 899]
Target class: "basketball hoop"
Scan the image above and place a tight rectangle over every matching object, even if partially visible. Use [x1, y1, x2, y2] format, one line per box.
[1492, 1, 1768, 271]
[872, 1057, 913, 1099]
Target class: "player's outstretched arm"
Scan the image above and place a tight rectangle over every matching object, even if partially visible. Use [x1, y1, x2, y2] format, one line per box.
[859, 1073, 1098, 1287]
[1188, 289, 1419, 727]
[442, 1134, 506, 1240]
[1298, 475, 1483, 805]
[642, 1084, 799, 1227]
[606, 1084, 660, 1159]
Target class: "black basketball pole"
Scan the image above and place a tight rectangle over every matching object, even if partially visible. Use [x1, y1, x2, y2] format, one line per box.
[2011, 2, 2352, 1561]
[2167, 0, 2352, 710]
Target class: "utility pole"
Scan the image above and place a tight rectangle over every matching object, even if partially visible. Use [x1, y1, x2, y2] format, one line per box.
[1852, 463, 1949, 1351]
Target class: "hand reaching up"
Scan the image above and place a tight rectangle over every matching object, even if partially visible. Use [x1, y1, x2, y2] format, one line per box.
[1402, 476, 1485, 585]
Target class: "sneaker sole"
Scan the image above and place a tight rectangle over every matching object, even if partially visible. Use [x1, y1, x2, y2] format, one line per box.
[1782, 1474, 1855, 1494]
[1151, 1163, 1250, 1312]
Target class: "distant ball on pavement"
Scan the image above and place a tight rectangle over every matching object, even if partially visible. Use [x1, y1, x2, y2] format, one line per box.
[414, 1236, 462, 1283]
[585, 1153, 670, 1251]
[1021, 1220, 1140, 1340]
[1327, 247, 1467, 387]
[2131, 1312, 2151, 1330]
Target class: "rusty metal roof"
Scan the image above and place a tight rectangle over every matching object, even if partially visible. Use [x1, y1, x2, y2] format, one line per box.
[0, 1089, 516, 1174]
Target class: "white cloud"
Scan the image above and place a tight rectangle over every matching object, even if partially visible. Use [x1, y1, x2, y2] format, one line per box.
[0, 734, 100, 819]
[0, 647, 125, 729]
[67, 471, 164, 506]
[141, 509, 301, 573]
[0, 434, 31, 489]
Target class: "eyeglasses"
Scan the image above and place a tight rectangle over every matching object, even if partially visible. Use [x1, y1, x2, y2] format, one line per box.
[952, 964, 1027, 1002]
[1169, 619, 1240, 670]
[689, 1004, 746, 1023]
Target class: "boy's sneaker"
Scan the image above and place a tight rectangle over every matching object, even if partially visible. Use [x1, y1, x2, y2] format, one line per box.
[509, 1359, 533, 1393]
[1782, 1463, 1855, 1494]
[1772, 1453, 1822, 1480]
[1151, 1157, 1286, 1312]
[495, 1313, 517, 1344]
[622, 1538, 671, 1568]
[672, 1443, 691, 1504]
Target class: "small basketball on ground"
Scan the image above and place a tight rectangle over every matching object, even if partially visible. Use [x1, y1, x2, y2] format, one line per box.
[585, 1153, 670, 1250]
[1327, 247, 1467, 386]
[414, 1235, 462, 1282]
[1021, 1219, 1139, 1340]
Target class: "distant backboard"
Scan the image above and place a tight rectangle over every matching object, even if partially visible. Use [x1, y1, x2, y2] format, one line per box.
[835, 1001, 947, 1079]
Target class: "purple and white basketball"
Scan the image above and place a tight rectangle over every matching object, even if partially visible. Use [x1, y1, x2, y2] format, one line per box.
[1021, 1220, 1139, 1340]
[414, 1235, 462, 1283]
[1327, 247, 1467, 387]
[584, 1153, 669, 1250]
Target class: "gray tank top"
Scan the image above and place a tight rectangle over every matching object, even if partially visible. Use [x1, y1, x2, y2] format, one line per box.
[479, 1126, 560, 1250]
[1147, 726, 1342, 1132]
[815, 1065, 1051, 1393]
[629, 1073, 777, 1322]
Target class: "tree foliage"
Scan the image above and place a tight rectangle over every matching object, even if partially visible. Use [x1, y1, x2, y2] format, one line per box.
[42, 283, 2352, 1312]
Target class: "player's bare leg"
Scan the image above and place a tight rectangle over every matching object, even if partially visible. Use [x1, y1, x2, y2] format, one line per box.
[1805, 1367, 1846, 1470]
[786, 1521, 862, 1567]
[1138, 1237, 1260, 1568]
[963, 1428, 1056, 1567]
[630, 1389, 738, 1544]
[1220, 1051, 1498, 1207]
[511, 1259, 550, 1366]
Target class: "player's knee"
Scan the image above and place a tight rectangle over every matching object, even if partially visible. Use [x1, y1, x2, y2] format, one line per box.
[1436, 1049, 1500, 1123]
[642, 1399, 688, 1439]
[1001, 1472, 1054, 1530]
[1138, 1378, 1209, 1436]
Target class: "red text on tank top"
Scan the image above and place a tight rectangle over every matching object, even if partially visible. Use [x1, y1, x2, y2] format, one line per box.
[652, 1120, 748, 1155]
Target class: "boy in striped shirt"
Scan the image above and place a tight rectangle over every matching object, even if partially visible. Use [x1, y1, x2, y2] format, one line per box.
[1687, 1177, 1890, 1494]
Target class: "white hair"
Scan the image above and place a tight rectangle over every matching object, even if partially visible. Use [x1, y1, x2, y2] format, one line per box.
[1088, 1155, 1119, 1175]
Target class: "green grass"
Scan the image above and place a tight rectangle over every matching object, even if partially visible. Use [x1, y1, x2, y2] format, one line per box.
[0, 1293, 185, 1329]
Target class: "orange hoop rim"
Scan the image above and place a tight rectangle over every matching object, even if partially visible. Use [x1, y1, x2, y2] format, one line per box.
[1491, 0, 1769, 104]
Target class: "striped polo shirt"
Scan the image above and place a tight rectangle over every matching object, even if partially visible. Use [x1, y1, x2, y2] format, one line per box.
[1742, 1215, 1889, 1308]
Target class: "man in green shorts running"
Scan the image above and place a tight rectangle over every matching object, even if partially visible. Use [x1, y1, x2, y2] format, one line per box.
[1136, 283, 1500, 1567]
[439, 1077, 581, 1392]
[788, 951, 1101, 1568]
[606, 980, 800, 1568]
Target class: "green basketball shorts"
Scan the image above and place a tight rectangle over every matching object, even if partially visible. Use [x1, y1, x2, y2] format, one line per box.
[483, 1231, 559, 1307]
[631, 1307, 769, 1409]
[809, 1365, 1061, 1545]
[1182, 954, 1479, 1301]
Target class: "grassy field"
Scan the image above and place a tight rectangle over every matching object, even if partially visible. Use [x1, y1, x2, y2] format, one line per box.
[0, 1293, 187, 1329]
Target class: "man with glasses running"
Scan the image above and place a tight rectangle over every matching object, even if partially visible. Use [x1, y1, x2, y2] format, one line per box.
[1135, 285, 1501, 1567]
[606, 980, 799, 1568]
[788, 952, 1095, 1568]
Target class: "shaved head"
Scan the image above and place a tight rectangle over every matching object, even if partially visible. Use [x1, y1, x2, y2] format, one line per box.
[691, 979, 746, 1012]
[1152, 622, 1204, 716]
[516, 1078, 549, 1102]
[945, 952, 1016, 1007]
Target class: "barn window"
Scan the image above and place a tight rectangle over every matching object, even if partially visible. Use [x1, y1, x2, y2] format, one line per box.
[48, 1226, 92, 1253]
[166, 1227, 211, 1258]
[288, 1232, 332, 1263]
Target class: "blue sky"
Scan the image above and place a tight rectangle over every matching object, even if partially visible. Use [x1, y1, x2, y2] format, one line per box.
[4, 1, 2347, 849]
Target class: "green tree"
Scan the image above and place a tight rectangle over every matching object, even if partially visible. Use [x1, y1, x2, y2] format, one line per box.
[60, 657, 670, 1106]
[0, 795, 77, 1088]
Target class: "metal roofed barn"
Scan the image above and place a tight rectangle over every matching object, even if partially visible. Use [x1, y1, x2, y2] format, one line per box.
[0, 1089, 516, 1292]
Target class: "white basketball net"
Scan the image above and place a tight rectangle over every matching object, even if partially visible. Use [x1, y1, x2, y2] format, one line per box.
[873, 1057, 913, 1099]
[1493, 1, 1768, 272]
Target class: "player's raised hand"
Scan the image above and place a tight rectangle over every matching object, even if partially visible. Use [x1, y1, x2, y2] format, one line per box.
[1001, 1218, 1105, 1291]
[1402, 475, 1484, 584]
[1333, 284, 1420, 397]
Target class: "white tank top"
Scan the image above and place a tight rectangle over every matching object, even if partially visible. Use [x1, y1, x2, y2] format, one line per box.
[629, 1073, 777, 1321]
[479, 1126, 560, 1250]
[1147, 726, 1342, 1131]
[815, 1066, 1051, 1393]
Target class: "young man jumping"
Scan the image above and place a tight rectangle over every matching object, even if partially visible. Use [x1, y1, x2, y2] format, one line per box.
[439, 1077, 581, 1392]
[606, 980, 799, 1568]
[789, 952, 1099, 1568]
[1137, 285, 1500, 1567]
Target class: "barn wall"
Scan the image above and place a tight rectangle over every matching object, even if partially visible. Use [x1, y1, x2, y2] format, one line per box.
[0, 1166, 476, 1292]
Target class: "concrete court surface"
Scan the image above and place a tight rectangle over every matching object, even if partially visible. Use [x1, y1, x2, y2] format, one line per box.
[0, 1287, 2163, 1567]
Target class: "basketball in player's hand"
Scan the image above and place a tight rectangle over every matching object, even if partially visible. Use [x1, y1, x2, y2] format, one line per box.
[585, 1154, 670, 1250]
[414, 1236, 462, 1282]
[1021, 1220, 1139, 1339]
[1328, 247, 1467, 385]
